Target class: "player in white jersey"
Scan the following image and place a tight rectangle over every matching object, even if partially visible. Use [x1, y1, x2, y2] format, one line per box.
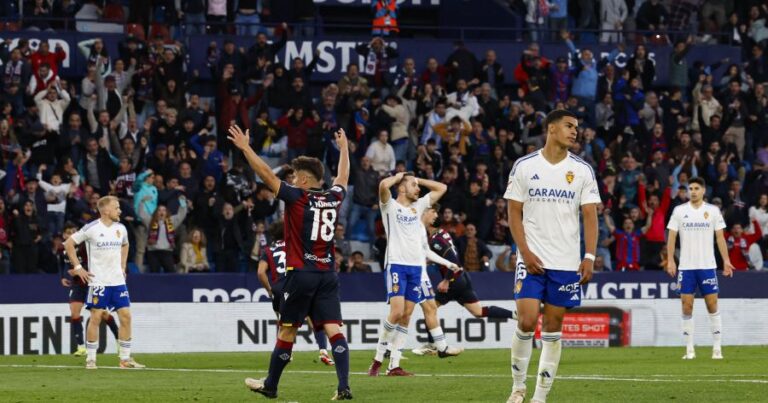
[368, 172, 463, 377]
[64, 195, 145, 370]
[666, 177, 733, 360]
[504, 110, 600, 403]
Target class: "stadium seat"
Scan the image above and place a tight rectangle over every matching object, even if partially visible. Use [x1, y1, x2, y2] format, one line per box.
[124, 23, 145, 41]
[102, 4, 126, 22]
[149, 23, 171, 43]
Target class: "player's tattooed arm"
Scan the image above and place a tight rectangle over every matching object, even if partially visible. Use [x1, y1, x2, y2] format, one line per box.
[379, 172, 405, 204]
[227, 124, 281, 194]
[417, 178, 447, 205]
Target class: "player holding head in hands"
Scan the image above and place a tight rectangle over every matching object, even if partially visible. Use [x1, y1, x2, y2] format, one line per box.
[64, 195, 145, 370]
[665, 177, 733, 360]
[229, 124, 352, 400]
[368, 172, 463, 377]
[504, 109, 601, 403]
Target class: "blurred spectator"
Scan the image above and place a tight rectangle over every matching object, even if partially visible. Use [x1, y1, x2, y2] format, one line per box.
[356, 37, 399, 92]
[456, 223, 491, 272]
[349, 251, 373, 273]
[180, 227, 210, 273]
[445, 41, 479, 90]
[635, 0, 668, 35]
[139, 198, 188, 273]
[365, 130, 396, 176]
[724, 220, 762, 270]
[600, 0, 628, 43]
[348, 156, 379, 242]
[605, 209, 652, 271]
[10, 200, 44, 274]
[212, 202, 246, 272]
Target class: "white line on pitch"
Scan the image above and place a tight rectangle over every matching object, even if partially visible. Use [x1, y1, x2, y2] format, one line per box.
[1, 365, 767, 384]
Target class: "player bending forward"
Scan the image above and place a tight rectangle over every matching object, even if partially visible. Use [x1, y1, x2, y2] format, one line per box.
[64, 196, 145, 369]
[505, 110, 600, 403]
[666, 177, 733, 360]
[256, 220, 335, 366]
[369, 172, 463, 377]
[60, 222, 120, 356]
[230, 125, 352, 400]
[412, 205, 517, 356]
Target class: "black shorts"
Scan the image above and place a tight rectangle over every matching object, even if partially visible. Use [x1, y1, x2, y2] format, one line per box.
[271, 280, 285, 313]
[435, 275, 479, 306]
[279, 270, 342, 331]
[69, 284, 88, 303]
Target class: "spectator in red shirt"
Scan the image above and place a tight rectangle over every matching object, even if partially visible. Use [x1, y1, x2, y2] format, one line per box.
[638, 181, 672, 269]
[277, 107, 319, 162]
[29, 41, 66, 76]
[724, 220, 762, 270]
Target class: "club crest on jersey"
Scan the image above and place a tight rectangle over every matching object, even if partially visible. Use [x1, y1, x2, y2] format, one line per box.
[514, 280, 522, 294]
[410, 208, 417, 214]
[704, 212, 709, 219]
[392, 284, 399, 293]
[93, 296, 99, 305]
[116, 230, 121, 238]
[565, 170, 574, 184]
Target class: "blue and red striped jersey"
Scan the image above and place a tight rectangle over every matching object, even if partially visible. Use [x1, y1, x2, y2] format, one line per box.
[260, 240, 286, 284]
[277, 182, 346, 271]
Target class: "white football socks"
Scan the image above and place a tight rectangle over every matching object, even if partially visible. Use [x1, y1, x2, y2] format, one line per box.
[374, 320, 396, 362]
[86, 341, 98, 362]
[708, 311, 722, 350]
[532, 332, 562, 403]
[510, 329, 534, 391]
[118, 339, 131, 360]
[388, 325, 408, 370]
[429, 326, 448, 352]
[682, 315, 694, 351]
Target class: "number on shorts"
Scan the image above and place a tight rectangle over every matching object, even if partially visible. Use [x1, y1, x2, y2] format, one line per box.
[392, 272, 399, 284]
[515, 262, 527, 280]
[92, 286, 105, 297]
[309, 207, 336, 242]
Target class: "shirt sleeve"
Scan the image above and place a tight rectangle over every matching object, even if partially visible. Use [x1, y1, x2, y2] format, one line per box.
[580, 165, 602, 205]
[120, 224, 129, 245]
[277, 181, 304, 204]
[329, 185, 347, 202]
[713, 207, 726, 230]
[666, 207, 680, 231]
[416, 194, 432, 215]
[503, 162, 527, 202]
[70, 225, 90, 245]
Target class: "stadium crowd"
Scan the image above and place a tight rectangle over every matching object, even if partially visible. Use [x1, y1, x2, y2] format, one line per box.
[0, 0, 767, 275]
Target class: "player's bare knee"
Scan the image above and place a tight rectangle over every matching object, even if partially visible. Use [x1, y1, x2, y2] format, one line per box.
[517, 315, 538, 332]
[278, 326, 299, 342]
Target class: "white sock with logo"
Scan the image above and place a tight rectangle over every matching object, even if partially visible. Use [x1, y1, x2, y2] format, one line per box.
[429, 326, 448, 352]
[532, 332, 562, 402]
[708, 311, 722, 350]
[511, 329, 534, 391]
[682, 315, 694, 351]
[388, 325, 408, 370]
[374, 320, 396, 362]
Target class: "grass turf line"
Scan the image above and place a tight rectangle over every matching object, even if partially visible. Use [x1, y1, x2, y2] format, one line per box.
[1, 346, 766, 402]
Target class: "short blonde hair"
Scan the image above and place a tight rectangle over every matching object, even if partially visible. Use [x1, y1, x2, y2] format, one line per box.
[97, 195, 119, 211]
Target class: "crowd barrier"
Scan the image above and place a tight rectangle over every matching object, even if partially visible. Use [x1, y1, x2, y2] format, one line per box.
[1, 272, 766, 354]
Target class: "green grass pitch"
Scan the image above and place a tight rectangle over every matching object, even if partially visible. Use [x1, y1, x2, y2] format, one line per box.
[2, 346, 767, 402]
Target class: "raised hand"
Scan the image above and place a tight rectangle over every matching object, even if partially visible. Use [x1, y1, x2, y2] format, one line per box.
[227, 124, 250, 150]
[334, 128, 348, 149]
